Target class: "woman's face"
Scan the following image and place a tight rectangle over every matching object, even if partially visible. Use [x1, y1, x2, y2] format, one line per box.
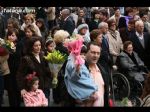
[7, 22, 13, 31]
[80, 28, 87, 35]
[8, 32, 17, 42]
[110, 22, 116, 31]
[36, 22, 42, 28]
[25, 17, 32, 25]
[95, 34, 103, 45]
[32, 80, 39, 91]
[95, 13, 100, 19]
[47, 42, 56, 53]
[25, 29, 33, 38]
[32, 40, 41, 54]
[126, 44, 133, 55]
[79, 10, 85, 17]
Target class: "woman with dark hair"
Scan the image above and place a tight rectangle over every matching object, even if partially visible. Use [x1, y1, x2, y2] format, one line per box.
[89, 9, 100, 32]
[18, 24, 39, 57]
[3, 28, 22, 106]
[118, 41, 148, 83]
[16, 37, 52, 106]
[6, 17, 25, 42]
[90, 29, 103, 46]
[36, 18, 48, 41]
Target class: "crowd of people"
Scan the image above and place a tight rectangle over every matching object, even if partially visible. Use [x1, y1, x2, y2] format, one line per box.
[0, 7, 150, 107]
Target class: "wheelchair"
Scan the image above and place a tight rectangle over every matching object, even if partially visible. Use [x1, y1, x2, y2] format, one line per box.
[111, 67, 144, 107]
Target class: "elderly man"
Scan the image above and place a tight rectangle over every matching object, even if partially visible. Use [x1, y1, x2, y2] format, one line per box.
[130, 20, 150, 70]
[98, 22, 113, 75]
[59, 8, 75, 36]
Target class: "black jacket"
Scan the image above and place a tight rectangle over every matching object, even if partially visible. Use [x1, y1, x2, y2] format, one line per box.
[60, 16, 75, 35]
[130, 32, 150, 70]
[16, 53, 52, 90]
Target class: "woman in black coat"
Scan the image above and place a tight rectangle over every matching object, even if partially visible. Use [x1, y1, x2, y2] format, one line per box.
[16, 37, 52, 105]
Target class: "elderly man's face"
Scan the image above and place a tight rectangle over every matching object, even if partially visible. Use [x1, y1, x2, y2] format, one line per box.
[136, 23, 144, 34]
[85, 44, 101, 64]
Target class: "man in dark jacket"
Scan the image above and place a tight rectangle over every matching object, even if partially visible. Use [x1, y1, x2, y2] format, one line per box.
[130, 20, 150, 70]
[59, 8, 75, 36]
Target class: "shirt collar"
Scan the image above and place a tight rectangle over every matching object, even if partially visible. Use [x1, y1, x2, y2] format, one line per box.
[64, 16, 70, 21]
[136, 31, 143, 37]
[89, 64, 100, 73]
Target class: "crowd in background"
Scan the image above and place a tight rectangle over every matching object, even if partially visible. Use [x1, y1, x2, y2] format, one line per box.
[0, 7, 150, 107]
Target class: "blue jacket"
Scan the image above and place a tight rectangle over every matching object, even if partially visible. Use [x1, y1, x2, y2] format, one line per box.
[64, 54, 98, 101]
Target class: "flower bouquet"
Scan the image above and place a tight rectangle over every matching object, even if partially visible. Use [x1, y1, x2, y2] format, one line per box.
[64, 34, 85, 66]
[114, 97, 132, 107]
[0, 38, 16, 56]
[44, 50, 67, 88]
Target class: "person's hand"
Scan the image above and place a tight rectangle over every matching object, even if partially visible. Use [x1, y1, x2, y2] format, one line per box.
[76, 64, 80, 73]
[21, 89, 27, 97]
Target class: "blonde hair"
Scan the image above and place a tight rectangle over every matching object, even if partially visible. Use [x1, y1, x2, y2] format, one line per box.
[25, 14, 35, 23]
[54, 30, 70, 44]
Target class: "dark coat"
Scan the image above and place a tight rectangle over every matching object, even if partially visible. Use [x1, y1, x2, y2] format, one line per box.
[0, 14, 6, 39]
[89, 20, 100, 32]
[119, 27, 135, 43]
[60, 16, 75, 35]
[16, 53, 52, 90]
[99, 36, 113, 74]
[130, 32, 150, 70]
[55, 43, 69, 56]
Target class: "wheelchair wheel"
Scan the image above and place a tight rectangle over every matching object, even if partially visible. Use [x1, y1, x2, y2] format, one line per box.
[113, 73, 130, 100]
[130, 80, 143, 98]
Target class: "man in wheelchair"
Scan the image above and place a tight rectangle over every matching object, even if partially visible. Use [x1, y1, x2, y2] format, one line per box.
[116, 41, 148, 85]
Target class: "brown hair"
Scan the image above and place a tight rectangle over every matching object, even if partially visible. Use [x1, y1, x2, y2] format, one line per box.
[24, 24, 38, 37]
[7, 17, 20, 30]
[107, 19, 116, 28]
[24, 73, 39, 92]
[141, 73, 150, 100]
[6, 28, 19, 38]
[123, 41, 133, 50]
[128, 19, 135, 25]
[25, 36, 43, 55]
[90, 29, 102, 41]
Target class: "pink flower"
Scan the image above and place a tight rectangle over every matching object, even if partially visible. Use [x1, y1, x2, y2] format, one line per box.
[64, 36, 84, 66]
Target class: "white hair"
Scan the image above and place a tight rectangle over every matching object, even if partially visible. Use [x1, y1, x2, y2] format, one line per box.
[54, 30, 70, 44]
[135, 20, 144, 27]
[98, 22, 108, 29]
[61, 9, 70, 16]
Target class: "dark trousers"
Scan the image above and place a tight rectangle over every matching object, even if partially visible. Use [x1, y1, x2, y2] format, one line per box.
[0, 72, 4, 106]
[3, 74, 21, 106]
[43, 88, 50, 106]
[48, 20, 55, 31]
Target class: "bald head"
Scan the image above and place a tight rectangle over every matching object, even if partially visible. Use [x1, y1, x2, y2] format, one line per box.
[135, 20, 144, 34]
